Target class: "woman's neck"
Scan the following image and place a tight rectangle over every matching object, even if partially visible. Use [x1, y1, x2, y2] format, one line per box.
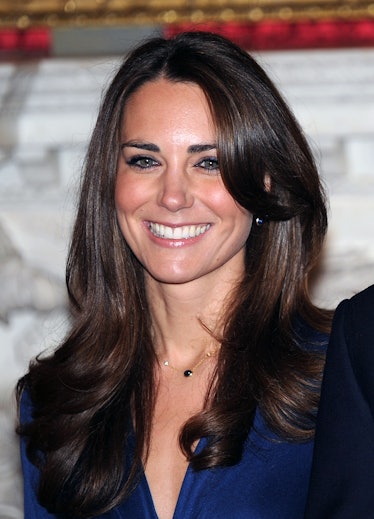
[145, 277, 225, 363]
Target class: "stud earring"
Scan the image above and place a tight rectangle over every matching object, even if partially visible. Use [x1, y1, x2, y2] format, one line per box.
[255, 216, 264, 226]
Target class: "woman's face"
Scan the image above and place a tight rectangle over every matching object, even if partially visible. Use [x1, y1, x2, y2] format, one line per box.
[115, 78, 252, 287]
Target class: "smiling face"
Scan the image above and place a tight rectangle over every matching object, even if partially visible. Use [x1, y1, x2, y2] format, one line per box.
[115, 78, 252, 288]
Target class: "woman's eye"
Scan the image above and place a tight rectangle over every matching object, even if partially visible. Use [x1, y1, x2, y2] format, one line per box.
[196, 157, 220, 172]
[126, 156, 159, 169]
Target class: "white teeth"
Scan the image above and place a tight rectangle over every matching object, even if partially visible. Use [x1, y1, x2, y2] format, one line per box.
[148, 223, 210, 239]
[164, 226, 173, 239]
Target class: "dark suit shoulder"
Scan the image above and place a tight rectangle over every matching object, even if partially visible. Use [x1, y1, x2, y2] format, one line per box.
[304, 285, 374, 518]
[339, 284, 374, 386]
[345, 283, 374, 325]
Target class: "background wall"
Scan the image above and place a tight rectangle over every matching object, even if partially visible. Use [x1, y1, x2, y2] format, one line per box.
[0, 46, 374, 517]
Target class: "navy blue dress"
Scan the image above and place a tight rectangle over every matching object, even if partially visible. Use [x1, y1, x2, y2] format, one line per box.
[20, 327, 328, 519]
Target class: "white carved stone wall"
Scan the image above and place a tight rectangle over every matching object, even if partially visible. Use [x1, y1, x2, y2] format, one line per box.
[0, 47, 374, 517]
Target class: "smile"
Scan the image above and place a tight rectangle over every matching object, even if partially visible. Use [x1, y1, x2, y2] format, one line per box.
[148, 222, 211, 239]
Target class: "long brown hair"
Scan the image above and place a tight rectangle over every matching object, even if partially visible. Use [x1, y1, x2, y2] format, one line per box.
[17, 31, 331, 517]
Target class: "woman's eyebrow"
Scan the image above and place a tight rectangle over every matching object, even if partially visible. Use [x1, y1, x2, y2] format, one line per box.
[120, 142, 217, 153]
[121, 142, 159, 152]
[187, 144, 217, 154]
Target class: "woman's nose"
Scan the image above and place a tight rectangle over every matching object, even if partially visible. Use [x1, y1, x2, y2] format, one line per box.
[157, 170, 194, 212]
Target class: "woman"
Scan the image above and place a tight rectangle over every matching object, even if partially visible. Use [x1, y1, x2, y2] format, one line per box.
[18, 31, 331, 519]
[305, 284, 374, 518]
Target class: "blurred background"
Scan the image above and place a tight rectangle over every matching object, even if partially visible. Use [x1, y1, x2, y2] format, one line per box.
[0, 1, 374, 517]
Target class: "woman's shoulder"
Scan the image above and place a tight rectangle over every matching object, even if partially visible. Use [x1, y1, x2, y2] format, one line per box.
[293, 316, 329, 353]
[18, 381, 34, 424]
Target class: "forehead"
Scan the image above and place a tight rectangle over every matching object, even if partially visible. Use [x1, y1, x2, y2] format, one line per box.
[126, 78, 207, 105]
[121, 78, 216, 141]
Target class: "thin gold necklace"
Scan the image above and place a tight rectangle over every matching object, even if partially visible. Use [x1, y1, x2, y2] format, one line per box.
[161, 347, 219, 378]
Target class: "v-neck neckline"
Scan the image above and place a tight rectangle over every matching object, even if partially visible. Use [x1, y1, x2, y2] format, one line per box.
[141, 437, 206, 519]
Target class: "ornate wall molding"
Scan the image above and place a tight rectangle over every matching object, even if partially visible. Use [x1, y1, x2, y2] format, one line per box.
[1, 0, 374, 29]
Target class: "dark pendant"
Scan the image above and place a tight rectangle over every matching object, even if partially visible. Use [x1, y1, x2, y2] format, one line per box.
[183, 369, 193, 377]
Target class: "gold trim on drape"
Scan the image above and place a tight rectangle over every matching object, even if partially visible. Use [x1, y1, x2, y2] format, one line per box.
[1, 0, 373, 29]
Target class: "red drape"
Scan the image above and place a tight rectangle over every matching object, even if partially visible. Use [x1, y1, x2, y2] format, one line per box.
[1, 19, 374, 57]
[165, 19, 374, 50]
[0, 28, 50, 58]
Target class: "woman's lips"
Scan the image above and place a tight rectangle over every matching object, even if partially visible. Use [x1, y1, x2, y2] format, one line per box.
[147, 222, 211, 240]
